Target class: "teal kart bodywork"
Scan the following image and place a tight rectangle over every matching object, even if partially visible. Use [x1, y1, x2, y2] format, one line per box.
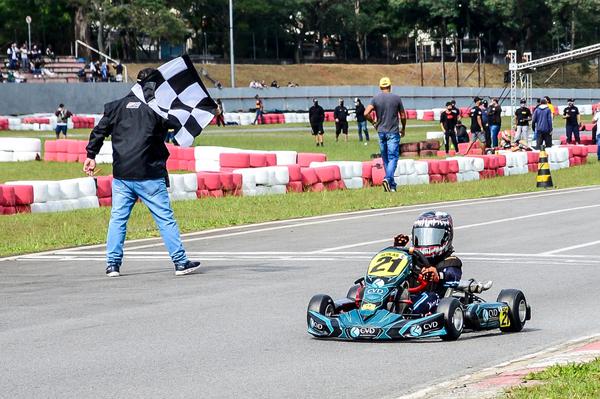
[306, 247, 531, 341]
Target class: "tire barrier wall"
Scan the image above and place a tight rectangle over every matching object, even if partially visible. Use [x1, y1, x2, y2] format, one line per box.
[0, 138, 41, 162]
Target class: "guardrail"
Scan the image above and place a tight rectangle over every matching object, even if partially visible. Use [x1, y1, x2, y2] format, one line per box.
[74, 40, 129, 83]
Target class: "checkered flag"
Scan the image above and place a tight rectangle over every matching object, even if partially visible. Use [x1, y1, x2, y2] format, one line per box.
[131, 55, 217, 147]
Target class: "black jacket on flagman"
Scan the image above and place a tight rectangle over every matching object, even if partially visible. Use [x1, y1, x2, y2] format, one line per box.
[86, 91, 175, 180]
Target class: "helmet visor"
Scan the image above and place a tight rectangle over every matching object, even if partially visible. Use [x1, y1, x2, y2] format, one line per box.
[413, 227, 446, 246]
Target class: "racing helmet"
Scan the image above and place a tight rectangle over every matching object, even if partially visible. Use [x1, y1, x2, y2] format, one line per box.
[411, 211, 454, 263]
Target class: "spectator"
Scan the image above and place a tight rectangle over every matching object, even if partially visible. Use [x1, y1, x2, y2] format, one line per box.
[20, 43, 29, 72]
[0, 66, 4, 83]
[101, 61, 109, 82]
[31, 59, 43, 78]
[215, 99, 226, 127]
[354, 98, 369, 143]
[270, 80, 279, 88]
[334, 98, 349, 142]
[480, 99, 490, 148]
[591, 106, 600, 144]
[83, 68, 201, 278]
[456, 120, 469, 143]
[253, 94, 264, 125]
[215, 80, 223, 89]
[531, 97, 541, 146]
[440, 101, 459, 154]
[55, 104, 73, 139]
[513, 99, 532, 146]
[532, 98, 553, 148]
[544, 96, 555, 116]
[45, 45, 56, 61]
[562, 98, 581, 144]
[114, 62, 123, 82]
[364, 77, 406, 193]
[308, 98, 325, 147]
[7, 43, 19, 70]
[487, 97, 502, 147]
[450, 99, 461, 122]
[470, 97, 486, 149]
[31, 45, 41, 61]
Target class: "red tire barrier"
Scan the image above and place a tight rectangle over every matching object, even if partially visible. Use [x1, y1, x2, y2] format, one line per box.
[297, 152, 327, 167]
[0, 185, 16, 207]
[287, 164, 302, 182]
[422, 111, 434, 121]
[300, 168, 319, 186]
[197, 172, 222, 190]
[10, 185, 34, 205]
[287, 181, 303, 193]
[429, 174, 444, 183]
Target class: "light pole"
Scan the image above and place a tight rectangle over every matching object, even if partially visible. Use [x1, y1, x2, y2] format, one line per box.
[229, 0, 236, 88]
[25, 15, 32, 51]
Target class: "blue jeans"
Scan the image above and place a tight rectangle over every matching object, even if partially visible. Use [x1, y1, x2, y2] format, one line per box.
[106, 178, 188, 267]
[357, 121, 369, 141]
[378, 132, 400, 189]
[490, 124, 501, 147]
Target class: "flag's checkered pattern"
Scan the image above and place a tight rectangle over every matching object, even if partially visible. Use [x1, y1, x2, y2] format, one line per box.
[131, 55, 217, 147]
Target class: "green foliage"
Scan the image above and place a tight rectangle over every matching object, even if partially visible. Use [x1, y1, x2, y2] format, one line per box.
[1, 0, 600, 61]
[506, 358, 600, 399]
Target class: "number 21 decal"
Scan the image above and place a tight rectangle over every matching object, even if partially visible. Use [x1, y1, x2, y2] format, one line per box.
[368, 252, 408, 277]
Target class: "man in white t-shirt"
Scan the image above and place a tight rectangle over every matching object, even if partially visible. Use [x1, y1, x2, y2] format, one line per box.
[592, 108, 600, 145]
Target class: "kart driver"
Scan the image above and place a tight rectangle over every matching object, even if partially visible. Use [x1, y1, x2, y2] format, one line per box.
[393, 211, 492, 314]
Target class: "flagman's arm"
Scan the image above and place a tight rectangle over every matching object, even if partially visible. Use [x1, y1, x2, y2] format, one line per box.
[84, 103, 115, 176]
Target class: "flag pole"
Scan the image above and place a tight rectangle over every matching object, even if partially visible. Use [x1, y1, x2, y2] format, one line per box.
[229, 0, 236, 88]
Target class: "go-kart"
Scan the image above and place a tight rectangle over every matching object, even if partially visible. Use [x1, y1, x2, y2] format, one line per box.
[307, 246, 531, 341]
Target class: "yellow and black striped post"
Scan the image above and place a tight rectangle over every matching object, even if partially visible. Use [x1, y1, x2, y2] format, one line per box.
[536, 146, 553, 188]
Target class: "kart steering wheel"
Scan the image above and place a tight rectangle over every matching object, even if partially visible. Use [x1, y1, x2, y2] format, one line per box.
[408, 274, 428, 294]
[397, 247, 430, 294]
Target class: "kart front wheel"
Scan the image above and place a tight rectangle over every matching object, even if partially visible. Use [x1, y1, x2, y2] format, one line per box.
[307, 294, 335, 325]
[438, 298, 464, 341]
[497, 289, 530, 332]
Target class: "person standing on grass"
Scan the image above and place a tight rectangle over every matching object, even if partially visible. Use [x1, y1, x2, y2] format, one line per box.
[532, 98, 553, 149]
[364, 77, 406, 193]
[334, 98, 349, 142]
[440, 101, 458, 154]
[215, 99, 226, 127]
[55, 104, 73, 139]
[308, 98, 325, 147]
[469, 97, 486, 150]
[253, 94, 264, 125]
[487, 97, 502, 148]
[562, 98, 581, 144]
[83, 68, 201, 278]
[354, 98, 369, 143]
[513, 99, 532, 146]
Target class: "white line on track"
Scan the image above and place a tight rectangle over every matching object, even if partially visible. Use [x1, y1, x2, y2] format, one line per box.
[315, 203, 600, 252]
[3, 185, 599, 262]
[538, 239, 600, 255]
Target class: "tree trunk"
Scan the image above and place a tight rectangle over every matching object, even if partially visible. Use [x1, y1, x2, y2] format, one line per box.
[571, 9, 576, 49]
[355, 0, 365, 61]
[74, 6, 92, 58]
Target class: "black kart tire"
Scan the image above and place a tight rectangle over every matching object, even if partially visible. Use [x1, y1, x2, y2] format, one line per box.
[438, 297, 464, 341]
[497, 289, 528, 332]
[307, 294, 335, 327]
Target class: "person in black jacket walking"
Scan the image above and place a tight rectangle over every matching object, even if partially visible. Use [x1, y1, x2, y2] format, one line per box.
[83, 68, 201, 278]
[308, 98, 325, 147]
[334, 98, 349, 142]
[354, 98, 369, 143]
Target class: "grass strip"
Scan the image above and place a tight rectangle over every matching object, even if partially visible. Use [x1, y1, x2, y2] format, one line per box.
[506, 357, 600, 398]
[1, 159, 598, 257]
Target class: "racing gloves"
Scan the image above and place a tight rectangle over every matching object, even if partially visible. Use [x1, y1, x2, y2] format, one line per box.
[420, 266, 440, 283]
[393, 234, 410, 247]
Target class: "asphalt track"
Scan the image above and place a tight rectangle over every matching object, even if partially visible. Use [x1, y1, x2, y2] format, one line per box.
[2, 186, 600, 399]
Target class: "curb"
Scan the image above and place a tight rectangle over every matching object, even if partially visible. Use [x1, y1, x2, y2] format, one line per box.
[398, 333, 600, 399]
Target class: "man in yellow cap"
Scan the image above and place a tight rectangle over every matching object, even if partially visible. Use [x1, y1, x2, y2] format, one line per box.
[364, 77, 406, 192]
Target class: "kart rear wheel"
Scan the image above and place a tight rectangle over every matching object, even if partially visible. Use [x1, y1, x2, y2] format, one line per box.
[438, 298, 464, 341]
[497, 289, 529, 332]
[307, 294, 335, 325]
